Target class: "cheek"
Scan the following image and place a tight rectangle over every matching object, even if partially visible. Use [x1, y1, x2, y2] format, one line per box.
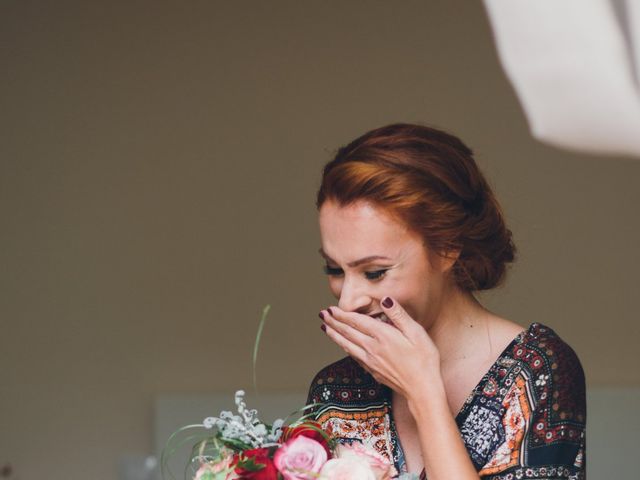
[389, 274, 430, 316]
[327, 277, 342, 298]
[384, 274, 418, 297]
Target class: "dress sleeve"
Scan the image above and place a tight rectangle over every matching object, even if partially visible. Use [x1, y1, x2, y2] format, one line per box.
[304, 356, 362, 421]
[305, 359, 343, 420]
[480, 338, 586, 479]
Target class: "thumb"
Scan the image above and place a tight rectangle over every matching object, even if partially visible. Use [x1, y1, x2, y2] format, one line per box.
[380, 296, 417, 335]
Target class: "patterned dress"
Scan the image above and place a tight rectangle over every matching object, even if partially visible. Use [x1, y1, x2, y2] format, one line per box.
[305, 322, 586, 479]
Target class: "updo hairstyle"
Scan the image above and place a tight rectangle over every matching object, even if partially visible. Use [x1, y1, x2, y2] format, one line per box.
[315, 123, 516, 292]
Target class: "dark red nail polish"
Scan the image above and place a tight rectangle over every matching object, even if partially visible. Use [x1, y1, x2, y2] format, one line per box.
[382, 297, 393, 308]
[328, 307, 334, 316]
[321, 324, 327, 332]
[319, 311, 324, 320]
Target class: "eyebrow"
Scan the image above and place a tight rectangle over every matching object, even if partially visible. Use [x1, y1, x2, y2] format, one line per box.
[318, 248, 392, 268]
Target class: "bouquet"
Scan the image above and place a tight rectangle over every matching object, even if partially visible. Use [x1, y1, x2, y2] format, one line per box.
[161, 306, 419, 480]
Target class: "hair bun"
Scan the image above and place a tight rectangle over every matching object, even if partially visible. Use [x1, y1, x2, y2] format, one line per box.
[316, 122, 517, 292]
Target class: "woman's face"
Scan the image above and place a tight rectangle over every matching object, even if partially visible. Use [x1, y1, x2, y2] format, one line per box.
[318, 199, 456, 329]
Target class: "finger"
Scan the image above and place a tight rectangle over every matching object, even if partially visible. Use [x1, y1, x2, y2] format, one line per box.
[380, 296, 419, 336]
[322, 309, 375, 346]
[323, 321, 369, 363]
[327, 306, 393, 339]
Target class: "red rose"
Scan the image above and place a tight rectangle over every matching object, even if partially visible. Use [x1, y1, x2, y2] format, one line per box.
[234, 447, 278, 480]
[279, 421, 332, 458]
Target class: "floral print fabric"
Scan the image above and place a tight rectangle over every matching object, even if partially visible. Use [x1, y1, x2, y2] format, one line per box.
[305, 322, 586, 479]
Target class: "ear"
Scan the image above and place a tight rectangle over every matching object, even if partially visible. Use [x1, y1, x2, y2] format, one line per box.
[437, 248, 461, 274]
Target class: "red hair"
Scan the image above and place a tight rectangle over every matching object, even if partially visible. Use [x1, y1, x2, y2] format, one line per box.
[316, 123, 516, 292]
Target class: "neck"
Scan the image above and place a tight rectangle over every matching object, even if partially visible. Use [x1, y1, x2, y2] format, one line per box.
[425, 285, 493, 367]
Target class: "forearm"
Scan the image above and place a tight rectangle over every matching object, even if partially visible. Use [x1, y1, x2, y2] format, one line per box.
[407, 379, 480, 480]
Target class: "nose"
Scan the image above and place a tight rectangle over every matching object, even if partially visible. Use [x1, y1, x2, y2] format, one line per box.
[337, 274, 373, 313]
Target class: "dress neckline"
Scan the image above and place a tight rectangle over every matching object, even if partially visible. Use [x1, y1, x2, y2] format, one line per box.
[386, 322, 535, 477]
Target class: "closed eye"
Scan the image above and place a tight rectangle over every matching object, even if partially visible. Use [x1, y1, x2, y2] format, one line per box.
[322, 265, 389, 281]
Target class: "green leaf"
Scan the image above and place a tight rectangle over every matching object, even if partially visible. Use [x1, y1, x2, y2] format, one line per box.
[219, 436, 253, 451]
[237, 457, 267, 472]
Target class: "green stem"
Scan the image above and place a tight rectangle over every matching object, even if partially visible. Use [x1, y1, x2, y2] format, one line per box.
[252, 304, 271, 395]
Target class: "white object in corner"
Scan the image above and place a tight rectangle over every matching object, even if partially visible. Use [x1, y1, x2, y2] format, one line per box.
[483, 0, 640, 158]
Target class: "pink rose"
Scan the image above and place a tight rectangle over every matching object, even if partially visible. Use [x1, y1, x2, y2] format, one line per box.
[274, 435, 328, 480]
[318, 458, 377, 480]
[333, 443, 394, 480]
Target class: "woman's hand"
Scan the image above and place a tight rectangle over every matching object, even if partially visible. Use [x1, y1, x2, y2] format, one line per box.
[319, 296, 441, 399]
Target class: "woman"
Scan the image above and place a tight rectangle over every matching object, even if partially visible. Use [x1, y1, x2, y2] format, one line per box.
[306, 123, 586, 480]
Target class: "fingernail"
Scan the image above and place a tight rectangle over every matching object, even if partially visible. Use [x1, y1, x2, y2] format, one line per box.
[328, 307, 334, 316]
[320, 324, 327, 332]
[382, 297, 394, 308]
[319, 311, 324, 320]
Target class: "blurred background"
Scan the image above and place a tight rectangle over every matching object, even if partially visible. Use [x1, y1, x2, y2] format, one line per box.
[1, 1, 639, 479]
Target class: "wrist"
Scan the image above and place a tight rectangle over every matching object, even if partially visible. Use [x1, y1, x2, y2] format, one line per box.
[406, 372, 448, 420]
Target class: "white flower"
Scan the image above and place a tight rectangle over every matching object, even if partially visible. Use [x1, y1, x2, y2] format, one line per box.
[201, 390, 282, 448]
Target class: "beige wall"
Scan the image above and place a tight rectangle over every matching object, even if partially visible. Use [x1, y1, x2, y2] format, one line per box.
[1, 1, 639, 479]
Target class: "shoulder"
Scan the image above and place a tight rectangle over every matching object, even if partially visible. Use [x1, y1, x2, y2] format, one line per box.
[514, 322, 586, 423]
[474, 323, 586, 475]
[308, 355, 367, 385]
[517, 323, 586, 387]
[305, 355, 383, 408]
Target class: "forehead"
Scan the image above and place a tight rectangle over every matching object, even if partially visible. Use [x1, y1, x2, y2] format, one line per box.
[318, 200, 419, 254]
[319, 199, 400, 229]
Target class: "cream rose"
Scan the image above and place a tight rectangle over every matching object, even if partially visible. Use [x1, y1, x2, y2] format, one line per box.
[333, 443, 394, 480]
[318, 457, 377, 480]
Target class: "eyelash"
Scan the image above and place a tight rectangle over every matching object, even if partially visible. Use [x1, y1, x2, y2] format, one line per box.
[322, 265, 389, 281]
